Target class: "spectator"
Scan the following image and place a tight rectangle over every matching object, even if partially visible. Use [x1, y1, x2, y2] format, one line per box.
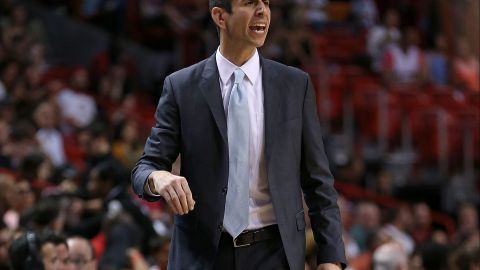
[337, 196, 360, 260]
[0, 4, 47, 45]
[0, 61, 21, 93]
[382, 27, 427, 88]
[25, 198, 66, 234]
[8, 231, 44, 270]
[7, 120, 38, 169]
[148, 236, 170, 270]
[54, 70, 97, 130]
[350, 202, 381, 252]
[112, 119, 144, 170]
[0, 119, 12, 168]
[280, 7, 318, 68]
[426, 34, 449, 86]
[0, 226, 13, 270]
[8, 231, 72, 270]
[3, 179, 35, 230]
[67, 236, 96, 270]
[0, 173, 15, 218]
[454, 203, 479, 247]
[351, 0, 379, 29]
[381, 205, 415, 255]
[411, 202, 432, 245]
[33, 101, 66, 167]
[367, 8, 401, 72]
[372, 241, 408, 270]
[421, 242, 450, 270]
[18, 152, 54, 190]
[453, 38, 479, 92]
[449, 246, 480, 270]
[297, 0, 329, 31]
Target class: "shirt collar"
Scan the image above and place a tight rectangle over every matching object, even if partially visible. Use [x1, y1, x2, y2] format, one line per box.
[215, 48, 260, 86]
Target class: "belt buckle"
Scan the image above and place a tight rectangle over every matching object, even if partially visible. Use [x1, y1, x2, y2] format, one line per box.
[233, 236, 251, 248]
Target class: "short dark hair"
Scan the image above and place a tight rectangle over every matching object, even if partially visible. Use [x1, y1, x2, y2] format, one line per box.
[9, 232, 43, 270]
[8, 232, 67, 270]
[209, 0, 232, 13]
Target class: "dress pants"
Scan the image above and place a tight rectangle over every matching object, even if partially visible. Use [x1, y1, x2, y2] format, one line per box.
[212, 227, 290, 270]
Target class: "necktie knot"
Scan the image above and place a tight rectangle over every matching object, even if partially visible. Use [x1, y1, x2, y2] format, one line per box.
[233, 69, 245, 84]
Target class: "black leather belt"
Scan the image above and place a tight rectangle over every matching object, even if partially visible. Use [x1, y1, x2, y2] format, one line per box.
[231, 225, 280, 248]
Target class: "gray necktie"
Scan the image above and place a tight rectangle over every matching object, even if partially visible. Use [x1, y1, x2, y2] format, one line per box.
[223, 69, 250, 239]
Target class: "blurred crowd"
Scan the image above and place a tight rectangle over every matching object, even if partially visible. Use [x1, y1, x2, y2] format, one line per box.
[0, 0, 478, 270]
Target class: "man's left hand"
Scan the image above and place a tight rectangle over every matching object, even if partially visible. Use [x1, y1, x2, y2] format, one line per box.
[316, 263, 342, 270]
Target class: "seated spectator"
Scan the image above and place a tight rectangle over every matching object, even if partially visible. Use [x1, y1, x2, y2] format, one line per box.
[411, 202, 432, 245]
[381, 205, 415, 255]
[337, 196, 360, 260]
[351, 0, 378, 29]
[0, 4, 47, 46]
[3, 179, 35, 230]
[148, 236, 170, 270]
[372, 241, 408, 270]
[0, 226, 14, 269]
[0, 119, 13, 168]
[112, 119, 144, 170]
[350, 202, 381, 252]
[453, 38, 479, 92]
[298, 0, 329, 31]
[33, 101, 66, 167]
[349, 231, 391, 270]
[8, 231, 71, 270]
[449, 246, 480, 270]
[18, 152, 54, 190]
[280, 6, 318, 68]
[382, 27, 427, 88]
[21, 198, 65, 234]
[454, 203, 478, 247]
[367, 9, 401, 72]
[55, 87, 95, 130]
[421, 242, 450, 270]
[67, 236, 97, 270]
[0, 61, 21, 91]
[426, 34, 449, 86]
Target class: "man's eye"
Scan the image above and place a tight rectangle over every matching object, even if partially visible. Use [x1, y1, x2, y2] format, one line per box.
[263, 0, 270, 5]
[246, 1, 254, 5]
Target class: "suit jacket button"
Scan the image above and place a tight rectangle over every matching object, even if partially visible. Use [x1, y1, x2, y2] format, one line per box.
[222, 187, 228, 194]
[217, 224, 223, 231]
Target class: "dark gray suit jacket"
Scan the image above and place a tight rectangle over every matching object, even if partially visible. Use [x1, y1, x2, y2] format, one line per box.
[132, 54, 346, 270]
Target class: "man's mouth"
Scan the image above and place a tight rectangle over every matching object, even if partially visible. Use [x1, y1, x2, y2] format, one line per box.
[249, 23, 267, 33]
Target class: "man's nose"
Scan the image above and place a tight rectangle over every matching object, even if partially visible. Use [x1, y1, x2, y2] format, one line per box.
[255, 2, 267, 15]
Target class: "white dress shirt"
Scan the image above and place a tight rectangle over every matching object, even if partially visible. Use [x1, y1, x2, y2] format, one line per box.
[216, 49, 276, 230]
[145, 50, 276, 230]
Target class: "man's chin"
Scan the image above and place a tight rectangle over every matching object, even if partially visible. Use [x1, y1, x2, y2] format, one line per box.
[253, 40, 267, 48]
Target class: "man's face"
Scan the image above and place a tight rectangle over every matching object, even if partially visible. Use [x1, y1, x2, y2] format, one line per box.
[67, 238, 96, 270]
[41, 243, 72, 270]
[223, 0, 271, 49]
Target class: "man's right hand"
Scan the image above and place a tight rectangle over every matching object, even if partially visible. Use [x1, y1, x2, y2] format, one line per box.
[148, 171, 195, 215]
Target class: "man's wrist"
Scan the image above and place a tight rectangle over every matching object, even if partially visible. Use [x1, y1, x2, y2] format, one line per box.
[148, 177, 159, 194]
[317, 262, 342, 270]
[144, 172, 161, 196]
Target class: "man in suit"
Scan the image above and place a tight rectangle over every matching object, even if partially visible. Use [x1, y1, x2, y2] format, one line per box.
[131, 0, 346, 269]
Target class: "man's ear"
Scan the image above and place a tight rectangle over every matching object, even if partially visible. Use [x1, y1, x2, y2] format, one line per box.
[211, 7, 226, 30]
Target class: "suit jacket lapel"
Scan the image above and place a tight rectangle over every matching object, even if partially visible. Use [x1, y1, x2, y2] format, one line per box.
[200, 54, 228, 144]
[199, 54, 282, 154]
[261, 56, 281, 165]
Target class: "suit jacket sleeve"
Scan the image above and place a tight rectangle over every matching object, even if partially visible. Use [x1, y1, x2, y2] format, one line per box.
[131, 76, 181, 201]
[300, 75, 346, 267]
